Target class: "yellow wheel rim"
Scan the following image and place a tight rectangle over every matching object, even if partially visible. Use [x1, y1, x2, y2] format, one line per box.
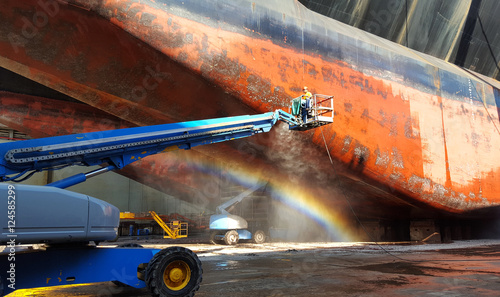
[163, 260, 191, 291]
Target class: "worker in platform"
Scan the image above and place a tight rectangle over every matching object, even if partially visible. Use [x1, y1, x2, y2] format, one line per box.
[301, 86, 313, 123]
[302, 86, 312, 99]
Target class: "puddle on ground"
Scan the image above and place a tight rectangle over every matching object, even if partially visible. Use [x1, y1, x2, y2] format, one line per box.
[353, 261, 434, 276]
[213, 260, 241, 270]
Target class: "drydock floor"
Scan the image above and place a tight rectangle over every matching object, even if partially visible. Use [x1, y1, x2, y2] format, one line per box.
[7, 240, 500, 296]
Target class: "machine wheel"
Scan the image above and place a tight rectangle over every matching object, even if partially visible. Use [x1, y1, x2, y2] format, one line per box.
[223, 230, 239, 245]
[145, 246, 202, 297]
[209, 231, 217, 244]
[253, 230, 266, 244]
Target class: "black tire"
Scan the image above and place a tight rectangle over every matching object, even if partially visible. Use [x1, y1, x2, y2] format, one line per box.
[223, 230, 239, 245]
[209, 231, 217, 244]
[145, 246, 202, 297]
[253, 230, 266, 244]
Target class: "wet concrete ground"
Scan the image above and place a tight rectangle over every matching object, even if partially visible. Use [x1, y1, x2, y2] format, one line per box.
[7, 240, 500, 296]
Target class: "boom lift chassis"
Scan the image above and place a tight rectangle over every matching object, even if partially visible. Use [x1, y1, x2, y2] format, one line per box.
[0, 96, 333, 297]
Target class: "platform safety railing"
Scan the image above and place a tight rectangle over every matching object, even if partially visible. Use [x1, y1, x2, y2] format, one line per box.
[289, 94, 334, 131]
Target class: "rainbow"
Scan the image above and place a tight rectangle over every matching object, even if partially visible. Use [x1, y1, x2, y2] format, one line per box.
[179, 152, 358, 241]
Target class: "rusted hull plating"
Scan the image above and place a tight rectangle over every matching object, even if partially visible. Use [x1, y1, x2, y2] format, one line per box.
[0, 0, 498, 215]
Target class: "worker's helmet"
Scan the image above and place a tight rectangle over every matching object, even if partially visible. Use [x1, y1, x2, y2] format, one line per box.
[303, 86, 308, 91]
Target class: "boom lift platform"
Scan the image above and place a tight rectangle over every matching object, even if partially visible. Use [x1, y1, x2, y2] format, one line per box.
[290, 94, 334, 131]
[0, 96, 333, 297]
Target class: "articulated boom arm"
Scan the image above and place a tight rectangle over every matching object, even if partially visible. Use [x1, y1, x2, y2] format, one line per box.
[215, 182, 265, 215]
[0, 109, 310, 188]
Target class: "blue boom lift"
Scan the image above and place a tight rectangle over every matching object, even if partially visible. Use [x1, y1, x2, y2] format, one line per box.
[0, 96, 333, 297]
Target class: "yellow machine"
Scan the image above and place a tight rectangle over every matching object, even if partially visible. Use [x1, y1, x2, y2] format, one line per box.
[150, 211, 188, 239]
[119, 212, 135, 219]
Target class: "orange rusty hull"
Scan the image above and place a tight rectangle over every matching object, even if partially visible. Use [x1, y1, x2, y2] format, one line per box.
[0, 0, 499, 218]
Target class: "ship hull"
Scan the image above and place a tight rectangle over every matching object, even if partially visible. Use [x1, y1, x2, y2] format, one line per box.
[0, 0, 498, 220]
